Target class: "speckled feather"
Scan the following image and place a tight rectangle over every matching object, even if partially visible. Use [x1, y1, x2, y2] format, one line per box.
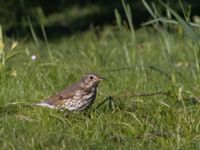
[34, 73, 103, 110]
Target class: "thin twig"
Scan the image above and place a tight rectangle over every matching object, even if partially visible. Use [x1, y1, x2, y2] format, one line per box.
[125, 91, 172, 98]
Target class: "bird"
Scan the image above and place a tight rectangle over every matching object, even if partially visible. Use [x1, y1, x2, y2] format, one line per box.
[34, 73, 104, 111]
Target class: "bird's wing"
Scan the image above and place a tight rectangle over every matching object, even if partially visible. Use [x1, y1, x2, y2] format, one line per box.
[43, 82, 83, 106]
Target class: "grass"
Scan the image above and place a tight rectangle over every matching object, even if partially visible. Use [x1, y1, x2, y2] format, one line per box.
[1, 3, 200, 149]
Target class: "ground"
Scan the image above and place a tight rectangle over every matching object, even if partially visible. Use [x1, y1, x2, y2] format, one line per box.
[0, 24, 200, 149]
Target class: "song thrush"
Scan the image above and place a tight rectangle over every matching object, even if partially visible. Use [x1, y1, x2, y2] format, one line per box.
[34, 73, 104, 111]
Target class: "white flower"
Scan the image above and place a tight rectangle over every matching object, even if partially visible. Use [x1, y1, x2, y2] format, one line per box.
[31, 55, 37, 60]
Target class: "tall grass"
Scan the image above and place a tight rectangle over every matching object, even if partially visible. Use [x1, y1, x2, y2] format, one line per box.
[27, 16, 53, 61]
[141, 0, 200, 83]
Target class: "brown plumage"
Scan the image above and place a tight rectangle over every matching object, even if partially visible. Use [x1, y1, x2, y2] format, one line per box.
[34, 73, 104, 110]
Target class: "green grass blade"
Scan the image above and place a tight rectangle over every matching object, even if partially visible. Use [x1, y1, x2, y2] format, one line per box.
[27, 16, 39, 46]
[159, 0, 200, 40]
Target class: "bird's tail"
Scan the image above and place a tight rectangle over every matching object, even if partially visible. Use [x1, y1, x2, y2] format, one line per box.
[33, 102, 55, 109]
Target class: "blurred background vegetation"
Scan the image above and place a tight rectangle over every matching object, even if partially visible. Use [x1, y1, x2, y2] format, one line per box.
[0, 0, 200, 38]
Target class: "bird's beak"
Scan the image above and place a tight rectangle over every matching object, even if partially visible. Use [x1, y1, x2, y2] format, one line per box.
[98, 77, 106, 81]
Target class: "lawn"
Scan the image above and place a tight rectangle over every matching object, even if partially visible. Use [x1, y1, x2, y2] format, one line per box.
[0, 13, 200, 149]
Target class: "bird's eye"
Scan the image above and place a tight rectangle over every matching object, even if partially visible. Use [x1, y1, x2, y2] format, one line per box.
[89, 76, 94, 80]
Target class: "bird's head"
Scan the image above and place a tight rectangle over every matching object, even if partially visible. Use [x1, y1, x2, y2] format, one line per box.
[81, 73, 105, 88]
